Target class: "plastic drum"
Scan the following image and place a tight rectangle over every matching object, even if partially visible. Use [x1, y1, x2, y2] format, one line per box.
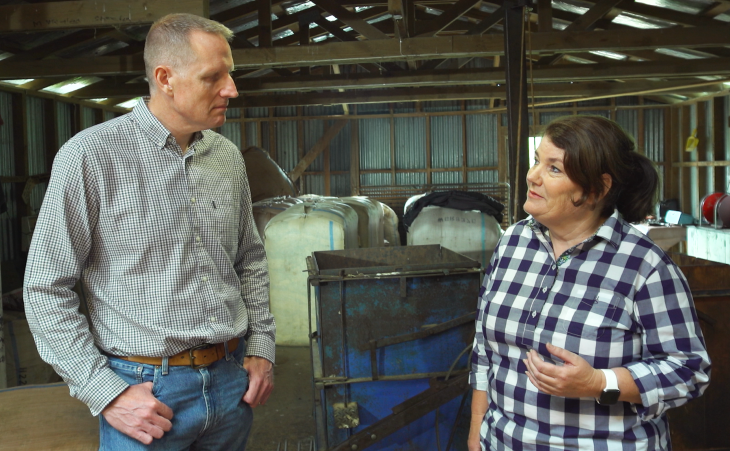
[700, 192, 726, 224]
[717, 194, 730, 228]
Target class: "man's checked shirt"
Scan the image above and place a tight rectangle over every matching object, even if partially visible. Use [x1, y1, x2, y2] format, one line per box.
[470, 210, 710, 450]
[24, 99, 275, 416]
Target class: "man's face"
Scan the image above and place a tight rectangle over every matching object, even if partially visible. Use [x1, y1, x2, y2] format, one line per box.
[168, 30, 238, 132]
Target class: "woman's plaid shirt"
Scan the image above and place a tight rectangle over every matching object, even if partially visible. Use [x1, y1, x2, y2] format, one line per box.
[470, 211, 710, 450]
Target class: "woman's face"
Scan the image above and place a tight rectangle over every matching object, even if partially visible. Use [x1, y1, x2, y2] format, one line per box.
[524, 137, 591, 228]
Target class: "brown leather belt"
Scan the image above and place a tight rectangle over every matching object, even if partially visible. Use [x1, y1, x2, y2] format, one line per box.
[115, 338, 239, 368]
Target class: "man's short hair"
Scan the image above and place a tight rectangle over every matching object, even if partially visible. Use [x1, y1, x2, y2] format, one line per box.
[144, 13, 234, 91]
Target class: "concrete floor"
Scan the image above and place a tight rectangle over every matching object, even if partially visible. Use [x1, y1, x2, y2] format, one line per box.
[247, 346, 316, 451]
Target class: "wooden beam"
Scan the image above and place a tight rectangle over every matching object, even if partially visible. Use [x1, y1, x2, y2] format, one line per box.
[4, 26, 730, 78]
[289, 119, 348, 182]
[537, 0, 552, 32]
[0, 0, 208, 32]
[418, 5, 504, 70]
[258, 0, 272, 48]
[415, 0, 481, 37]
[238, 60, 730, 93]
[311, 0, 390, 40]
[234, 79, 727, 107]
[537, 0, 624, 65]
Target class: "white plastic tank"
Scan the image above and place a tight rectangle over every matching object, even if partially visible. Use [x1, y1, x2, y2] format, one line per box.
[264, 200, 359, 345]
[380, 202, 401, 246]
[338, 196, 384, 248]
[407, 206, 503, 268]
[251, 197, 302, 244]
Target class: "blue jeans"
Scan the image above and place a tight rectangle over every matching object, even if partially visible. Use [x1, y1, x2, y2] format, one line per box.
[100, 343, 252, 450]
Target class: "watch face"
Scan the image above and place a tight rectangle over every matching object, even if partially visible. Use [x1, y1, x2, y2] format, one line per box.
[599, 389, 621, 405]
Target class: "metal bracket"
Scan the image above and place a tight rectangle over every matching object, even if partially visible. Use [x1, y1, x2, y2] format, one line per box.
[369, 311, 475, 380]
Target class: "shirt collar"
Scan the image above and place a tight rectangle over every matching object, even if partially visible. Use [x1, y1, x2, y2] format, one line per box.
[527, 209, 623, 250]
[132, 97, 204, 151]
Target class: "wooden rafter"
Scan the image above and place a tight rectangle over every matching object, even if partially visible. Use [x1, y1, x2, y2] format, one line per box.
[415, 0, 481, 37]
[311, 0, 390, 40]
[0, 0, 208, 32]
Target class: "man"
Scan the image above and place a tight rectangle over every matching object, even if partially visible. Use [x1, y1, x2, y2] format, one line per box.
[23, 13, 275, 449]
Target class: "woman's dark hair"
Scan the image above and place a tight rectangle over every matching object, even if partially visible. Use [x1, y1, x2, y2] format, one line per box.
[543, 115, 659, 223]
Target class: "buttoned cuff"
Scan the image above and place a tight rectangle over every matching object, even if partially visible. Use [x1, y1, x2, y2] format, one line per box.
[76, 367, 130, 417]
[245, 332, 276, 364]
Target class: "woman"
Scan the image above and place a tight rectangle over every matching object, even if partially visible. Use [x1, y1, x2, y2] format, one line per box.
[468, 115, 710, 450]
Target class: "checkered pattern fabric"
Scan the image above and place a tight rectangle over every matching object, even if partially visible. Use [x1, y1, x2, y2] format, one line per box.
[24, 99, 275, 416]
[470, 211, 710, 450]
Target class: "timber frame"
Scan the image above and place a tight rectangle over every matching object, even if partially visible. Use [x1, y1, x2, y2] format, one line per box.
[1, 0, 729, 107]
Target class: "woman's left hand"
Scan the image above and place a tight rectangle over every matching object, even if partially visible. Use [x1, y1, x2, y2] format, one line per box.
[523, 342, 603, 399]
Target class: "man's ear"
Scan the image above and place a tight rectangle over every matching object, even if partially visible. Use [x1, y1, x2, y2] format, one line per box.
[153, 66, 175, 96]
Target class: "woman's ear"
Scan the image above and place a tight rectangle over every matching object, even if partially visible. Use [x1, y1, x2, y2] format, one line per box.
[597, 173, 613, 202]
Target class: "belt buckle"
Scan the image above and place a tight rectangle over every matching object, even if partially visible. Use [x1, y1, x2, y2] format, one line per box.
[189, 343, 213, 369]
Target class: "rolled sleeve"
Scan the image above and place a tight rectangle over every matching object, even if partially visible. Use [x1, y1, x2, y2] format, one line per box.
[627, 261, 711, 421]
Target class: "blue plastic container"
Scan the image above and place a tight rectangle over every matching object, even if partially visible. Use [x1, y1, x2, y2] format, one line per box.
[307, 245, 482, 450]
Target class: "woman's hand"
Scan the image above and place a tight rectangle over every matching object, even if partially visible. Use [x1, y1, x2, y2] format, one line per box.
[523, 343, 603, 398]
[468, 389, 488, 451]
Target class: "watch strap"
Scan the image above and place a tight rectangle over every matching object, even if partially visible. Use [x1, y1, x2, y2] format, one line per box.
[600, 368, 619, 391]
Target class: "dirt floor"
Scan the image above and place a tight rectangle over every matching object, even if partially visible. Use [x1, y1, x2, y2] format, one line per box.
[247, 346, 316, 451]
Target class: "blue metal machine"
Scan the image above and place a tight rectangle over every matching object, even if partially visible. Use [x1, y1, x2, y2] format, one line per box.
[306, 245, 483, 450]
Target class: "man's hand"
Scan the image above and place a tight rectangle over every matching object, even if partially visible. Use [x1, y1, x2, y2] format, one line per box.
[101, 382, 173, 445]
[243, 356, 274, 407]
[523, 343, 603, 399]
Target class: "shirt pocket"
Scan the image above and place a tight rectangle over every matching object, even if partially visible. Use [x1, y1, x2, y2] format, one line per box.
[210, 196, 240, 250]
[558, 288, 624, 339]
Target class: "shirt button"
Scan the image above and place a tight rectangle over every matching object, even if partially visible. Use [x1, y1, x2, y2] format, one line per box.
[532, 311, 537, 318]
[210, 317, 216, 322]
[195, 235, 201, 242]
[542, 287, 548, 293]
[201, 276, 208, 282]
[552, 264, 556, 270]
[191, 197, 196, 203]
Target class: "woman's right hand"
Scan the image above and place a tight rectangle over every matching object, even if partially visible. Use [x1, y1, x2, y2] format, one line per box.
[468, 430, 483, 451]
[468, 389, 488, 451]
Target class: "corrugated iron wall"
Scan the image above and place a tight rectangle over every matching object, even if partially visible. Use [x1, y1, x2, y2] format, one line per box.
[4, 88, 716, 267]
[0, 92, 16, 262]
[25, 96, 47, 214]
